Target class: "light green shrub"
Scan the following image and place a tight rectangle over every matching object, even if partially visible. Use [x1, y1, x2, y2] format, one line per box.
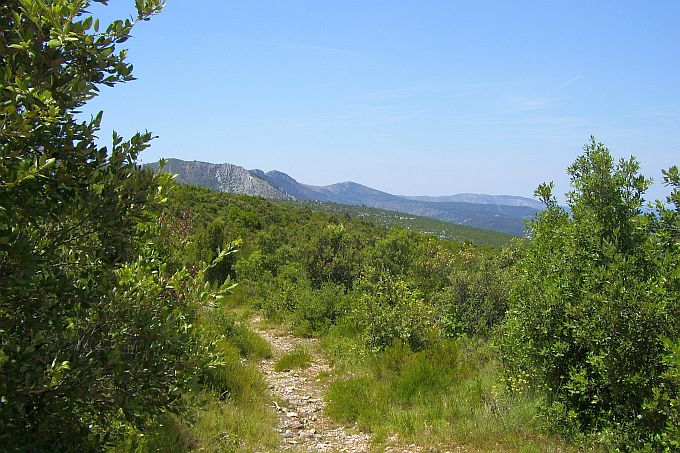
[355, 271, 441, 351]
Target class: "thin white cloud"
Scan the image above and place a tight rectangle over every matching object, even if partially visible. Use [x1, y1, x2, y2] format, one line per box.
[557, 74, 583, 91]
[362, 81, 518, 100]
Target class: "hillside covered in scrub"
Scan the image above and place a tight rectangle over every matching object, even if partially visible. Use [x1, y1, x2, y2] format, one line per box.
[2, 2, 679, 452]
[149, 158, 540, 236]
[125, 157, 680, 451]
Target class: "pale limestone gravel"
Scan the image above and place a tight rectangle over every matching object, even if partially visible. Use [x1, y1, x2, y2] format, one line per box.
[251, 317, 372, 452]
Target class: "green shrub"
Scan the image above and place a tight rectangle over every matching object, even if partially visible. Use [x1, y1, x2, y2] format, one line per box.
[366, 228, 420, 277]
[207, 310, 271, 360]
[0, 1, 243, 449]
[500, 139, 680, 449]
[290, 283, 350, 336]
[355, 272, 441, 351]
[252, 263, 308, 319]
[304, 223, 366, 289]
[436, 251, 513, 338]
[192, 219, 240, 284]
[234, 249, 268, 282]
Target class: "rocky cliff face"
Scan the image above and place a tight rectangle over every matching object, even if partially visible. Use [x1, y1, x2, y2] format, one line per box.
[148, 159, 293, 200]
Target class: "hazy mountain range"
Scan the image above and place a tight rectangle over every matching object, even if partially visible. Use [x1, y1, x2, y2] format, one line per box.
[147, 159, 543, 236]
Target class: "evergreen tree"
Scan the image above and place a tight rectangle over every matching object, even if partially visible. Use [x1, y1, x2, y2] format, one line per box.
[501, 138, 680, 448]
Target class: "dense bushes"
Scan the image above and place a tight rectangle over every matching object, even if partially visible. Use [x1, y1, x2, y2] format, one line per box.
[173, 182, 518, 354]
[158, 139, 679, 450]
[0, 2, 236, 449]
[436, 246, 517, 338]
[500, 139, 680, 449]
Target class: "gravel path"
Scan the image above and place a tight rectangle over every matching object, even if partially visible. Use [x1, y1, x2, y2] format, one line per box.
[251, 318, 372, 452]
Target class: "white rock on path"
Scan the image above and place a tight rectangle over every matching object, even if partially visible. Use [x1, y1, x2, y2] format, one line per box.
[250, 317, 372, 452]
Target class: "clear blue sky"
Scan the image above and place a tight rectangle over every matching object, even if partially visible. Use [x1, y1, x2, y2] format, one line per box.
[85, 1, 679, 201]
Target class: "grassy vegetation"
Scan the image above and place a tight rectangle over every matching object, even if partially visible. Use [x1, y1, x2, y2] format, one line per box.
[127, 386, 278, 453]
[116, 164, 675, 451]
[157, 183, 576, 451]
[285, 200, 517, 247]
[112, 303, 279, 453]
[274, 346, 314, 371]
[321, 334, 577, 451]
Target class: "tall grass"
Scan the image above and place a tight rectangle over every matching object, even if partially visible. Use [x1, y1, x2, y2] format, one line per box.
[114, 306, 278, 452]
[324, 337, 579, 451]
[274, 346, 313, 371]
[206, 308, 272, 360]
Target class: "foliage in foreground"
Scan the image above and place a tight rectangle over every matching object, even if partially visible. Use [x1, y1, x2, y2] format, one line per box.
[323, 338, 574, 452]
[500, 139, 680, 450]
[114, 303, 278, 453]
[0, 1, 241, 449]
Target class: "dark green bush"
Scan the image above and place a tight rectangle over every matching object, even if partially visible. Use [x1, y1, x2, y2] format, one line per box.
[0, 2, 238, 449]
[192, 218, 239, 284]
[304, 223, 367, 289]
[290, 282, 350, 336]
[436, 248, 515, 338]
[500, 139, 680, 449]
[366, 228, 421, 277]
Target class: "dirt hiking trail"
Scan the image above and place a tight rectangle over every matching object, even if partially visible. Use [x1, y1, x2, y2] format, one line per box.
[251, 317, 438, 452]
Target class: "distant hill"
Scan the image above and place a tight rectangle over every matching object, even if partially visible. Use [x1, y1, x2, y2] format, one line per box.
[402, 193, 544, 210]
[148, 158, 540, 236]
[286, 200, 515, 247]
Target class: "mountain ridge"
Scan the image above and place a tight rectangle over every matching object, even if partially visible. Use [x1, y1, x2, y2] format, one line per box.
[148, 158, 539, 236]
[402, 193, 544, 210]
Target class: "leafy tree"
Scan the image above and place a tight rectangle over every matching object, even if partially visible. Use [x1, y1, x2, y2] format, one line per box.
[0, 1, 229, 449]
[500, 138, 680, 448]
[305, 223, 366, 289]
[356, 270, 440, 352]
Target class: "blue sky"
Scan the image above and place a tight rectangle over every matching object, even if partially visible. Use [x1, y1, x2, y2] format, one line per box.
[85, 1, 679, 201]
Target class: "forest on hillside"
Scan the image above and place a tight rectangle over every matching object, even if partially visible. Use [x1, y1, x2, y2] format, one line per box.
[1, 2, 679, 452]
